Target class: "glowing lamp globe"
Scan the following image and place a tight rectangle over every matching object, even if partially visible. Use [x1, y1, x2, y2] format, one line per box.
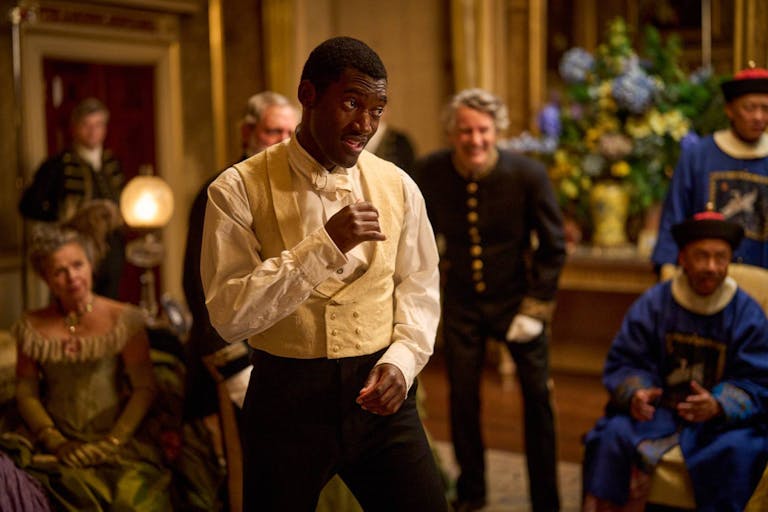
[120, 175, 174, 229]
[120, 174, 174, 320]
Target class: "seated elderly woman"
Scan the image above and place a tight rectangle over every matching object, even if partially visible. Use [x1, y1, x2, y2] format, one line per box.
[1, 201, 171, 510]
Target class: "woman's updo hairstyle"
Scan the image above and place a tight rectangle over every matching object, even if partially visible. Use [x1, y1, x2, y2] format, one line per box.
[28, 200, 123, 278]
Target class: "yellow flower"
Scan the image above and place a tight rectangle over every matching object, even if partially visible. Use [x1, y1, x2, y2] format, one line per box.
[585, 127, 602, 150]
[549, 150, 576, 181]
[664, 109, 684, 125]
[595, 82, 617, 111]
[610, 160, 631, 177]
[597, 113, 620, 132]
[664, 110, 691, 140]
[554, 149, 570, 165]
[549, 164, 567, 181]
[625, 115, 651, 138]
[648, 109, 666, 136]
[597, 81, 612, 98]
[580, 176, 592, 191]
[598, 96, 618, 112]
[560, 179, 579, 199]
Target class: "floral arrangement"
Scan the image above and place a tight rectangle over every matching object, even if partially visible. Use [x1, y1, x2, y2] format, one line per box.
[507, 18, 727, 239]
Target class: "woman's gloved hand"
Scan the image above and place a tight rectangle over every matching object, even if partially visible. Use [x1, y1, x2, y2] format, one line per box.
[56, 437, 120, 467]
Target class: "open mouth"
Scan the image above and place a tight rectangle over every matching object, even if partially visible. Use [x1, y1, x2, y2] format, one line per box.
[342, 136, 367, 153]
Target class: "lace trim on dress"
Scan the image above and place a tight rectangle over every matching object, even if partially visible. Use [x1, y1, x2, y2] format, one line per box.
[11, 305, 146, 363]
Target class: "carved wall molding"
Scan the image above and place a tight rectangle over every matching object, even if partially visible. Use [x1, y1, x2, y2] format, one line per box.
[85, 0, 198, 14]
[17, 0, 182, 41]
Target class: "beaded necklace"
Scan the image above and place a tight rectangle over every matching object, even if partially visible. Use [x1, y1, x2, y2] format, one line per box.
[58, 296, 94, 334]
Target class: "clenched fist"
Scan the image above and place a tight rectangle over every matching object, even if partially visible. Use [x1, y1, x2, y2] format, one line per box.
[325, 201, 387, 253]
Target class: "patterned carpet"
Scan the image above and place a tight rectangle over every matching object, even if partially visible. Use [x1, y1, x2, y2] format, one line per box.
[434, 441, 582, 512]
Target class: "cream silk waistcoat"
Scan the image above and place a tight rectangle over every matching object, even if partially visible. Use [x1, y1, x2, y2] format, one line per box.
[234, 144, 405, 359]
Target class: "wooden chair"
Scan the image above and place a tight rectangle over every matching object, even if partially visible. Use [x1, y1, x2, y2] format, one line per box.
[202, 343, 249, 512]
[649, 262, 768, 509]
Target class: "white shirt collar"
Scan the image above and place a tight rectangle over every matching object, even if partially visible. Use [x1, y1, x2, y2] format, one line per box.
[287, 137, 350, 179]
[287, 137, 356, 199]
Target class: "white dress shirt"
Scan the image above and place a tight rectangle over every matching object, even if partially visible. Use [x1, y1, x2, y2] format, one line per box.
[201, 138, 440, 388]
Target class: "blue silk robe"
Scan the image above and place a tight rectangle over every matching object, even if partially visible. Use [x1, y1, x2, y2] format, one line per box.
[652, 134, 768, 268]
[583, 280, 768, 511]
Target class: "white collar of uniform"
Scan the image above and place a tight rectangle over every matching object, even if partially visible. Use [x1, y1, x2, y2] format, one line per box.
[671, 267, 738, 315]
[74, 144, 103, 171]
[713, 129, 768, 159]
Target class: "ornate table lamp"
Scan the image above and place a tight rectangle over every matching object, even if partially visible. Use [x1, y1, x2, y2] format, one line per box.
[120, 168, 174, 320]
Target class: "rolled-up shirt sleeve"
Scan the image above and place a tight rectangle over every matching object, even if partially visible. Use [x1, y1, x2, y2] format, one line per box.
[200, 168, 346, 342]
[375, 171, 441, 389]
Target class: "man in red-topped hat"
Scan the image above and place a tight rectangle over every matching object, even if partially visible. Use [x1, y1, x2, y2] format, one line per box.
[652, 63, 768, 271]
[584, 211, 768, 512]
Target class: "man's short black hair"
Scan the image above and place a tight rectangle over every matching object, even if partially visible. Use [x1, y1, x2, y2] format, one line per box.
[300, 36, 387, 96]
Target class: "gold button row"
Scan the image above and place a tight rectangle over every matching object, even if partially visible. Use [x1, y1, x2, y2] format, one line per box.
[466, 180, 485, 293]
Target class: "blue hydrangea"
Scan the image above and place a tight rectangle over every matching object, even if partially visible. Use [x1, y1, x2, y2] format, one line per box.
[612, 68, 657, 114]
[537, 103, 562, 138]
[559, 47, 594, 84]
[501, 132, 558, 154]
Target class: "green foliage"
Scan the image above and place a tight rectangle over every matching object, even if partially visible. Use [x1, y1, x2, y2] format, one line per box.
[537, 17, 728, 233]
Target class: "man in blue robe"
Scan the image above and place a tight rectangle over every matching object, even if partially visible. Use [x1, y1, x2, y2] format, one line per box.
[652, 65, 768, 270]
[584, 211, 768, 511]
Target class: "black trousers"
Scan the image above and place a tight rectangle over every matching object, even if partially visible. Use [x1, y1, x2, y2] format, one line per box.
[443, 299, 560, 512]
[241, 348, 448, 511]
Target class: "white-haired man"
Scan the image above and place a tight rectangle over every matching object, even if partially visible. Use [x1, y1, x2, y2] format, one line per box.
[414, 88, 566, 512]
[182, 91, 298, 422]
[240, 91, 298, 159]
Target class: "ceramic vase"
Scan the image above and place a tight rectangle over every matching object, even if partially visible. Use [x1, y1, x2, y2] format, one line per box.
[589, 181, 629, 247]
